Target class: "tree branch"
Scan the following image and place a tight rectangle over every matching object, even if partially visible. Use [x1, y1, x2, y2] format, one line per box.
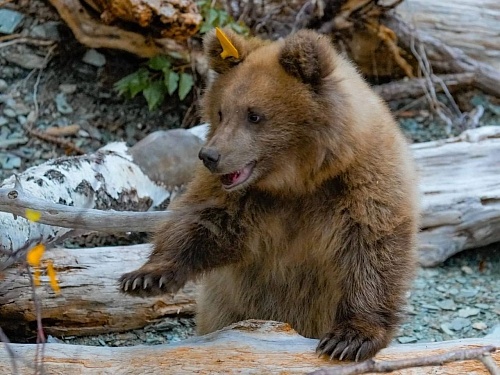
[310, 346, 499, 375]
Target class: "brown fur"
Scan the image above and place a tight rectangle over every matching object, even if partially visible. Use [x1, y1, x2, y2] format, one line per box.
[120, 29, 419, 362]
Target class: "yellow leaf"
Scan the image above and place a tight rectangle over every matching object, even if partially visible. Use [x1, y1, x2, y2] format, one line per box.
[33, 268, 41, 286]
[215, 27, 239, 59]
[46, 261, 61, 295]
[25, 209, 42, 222]
[27, 244, 45, 267]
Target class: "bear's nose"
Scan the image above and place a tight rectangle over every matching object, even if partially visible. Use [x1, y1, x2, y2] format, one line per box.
[198, 147, 221, 172]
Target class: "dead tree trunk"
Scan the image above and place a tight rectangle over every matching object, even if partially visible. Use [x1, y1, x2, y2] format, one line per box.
[0, 321, 498, 374]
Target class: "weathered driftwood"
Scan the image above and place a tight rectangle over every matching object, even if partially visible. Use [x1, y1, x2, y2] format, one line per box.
[373, 73, 475, 101]
[397, 0, 500, 72]
[1, 127, 499, 337]
[0, 244, 197, 337]
[415, 126, 500, 266]
[0, 321, 498, 374]
[383, 14, 500, 98]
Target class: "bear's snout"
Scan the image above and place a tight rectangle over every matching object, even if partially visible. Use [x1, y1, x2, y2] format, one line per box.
[199, 147, 221, 173]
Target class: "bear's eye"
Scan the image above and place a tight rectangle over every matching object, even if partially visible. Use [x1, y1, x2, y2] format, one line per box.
[218, 111, 223, 122]
[247, 112, 262, 124]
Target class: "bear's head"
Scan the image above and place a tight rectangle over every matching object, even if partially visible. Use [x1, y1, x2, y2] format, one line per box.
[200, 28, 357, 195]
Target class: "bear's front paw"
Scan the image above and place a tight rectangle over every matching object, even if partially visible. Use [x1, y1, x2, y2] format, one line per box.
[119, 264, 188, 297]
[316, 322, 390, 362]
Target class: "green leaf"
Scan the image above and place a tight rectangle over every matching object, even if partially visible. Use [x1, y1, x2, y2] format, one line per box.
[207, 8, 218, 26]
[166, 71, 179, 96]
[178, 73, 194, 101]
[199, 22, 213, 34]
[217, 10, 229, 27]
[129, 69, 150, 98]
[143, 80, 166, 111]
[114, 68, 150, 98]
[148, 55, 171, 71]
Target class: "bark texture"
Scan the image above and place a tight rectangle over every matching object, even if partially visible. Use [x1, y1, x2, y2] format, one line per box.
[0, 320, 498, 374]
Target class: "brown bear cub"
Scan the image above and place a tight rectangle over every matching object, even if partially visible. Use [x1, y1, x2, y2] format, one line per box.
[120, 28, 419, 362]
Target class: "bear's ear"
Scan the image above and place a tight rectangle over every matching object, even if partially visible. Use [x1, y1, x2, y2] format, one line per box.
[204, 28, 265, 74]
[278, 30, 336, 89]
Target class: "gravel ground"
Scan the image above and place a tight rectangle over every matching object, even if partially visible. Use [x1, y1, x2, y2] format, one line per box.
[1, 8, 499, 348]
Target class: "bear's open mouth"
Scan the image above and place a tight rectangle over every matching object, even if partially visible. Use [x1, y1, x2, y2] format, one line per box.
[220, 162, 256, 189]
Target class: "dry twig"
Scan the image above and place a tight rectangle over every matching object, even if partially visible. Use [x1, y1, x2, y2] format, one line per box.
[310, 345, 499, 375]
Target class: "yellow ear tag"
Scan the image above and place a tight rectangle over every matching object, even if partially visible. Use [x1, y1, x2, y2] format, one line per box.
[215, 27, 239, 59]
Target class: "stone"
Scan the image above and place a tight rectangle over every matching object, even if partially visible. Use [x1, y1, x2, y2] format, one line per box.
[0, 116, 8, 126]
[0, 79, 8, 93]
[0, 153, 21, 169]
[30, 21, 61, 41]
[5, 52, 47, 70]
[458, 307, 480, 318]
[472, 322, 487, 330]
[440, 323, 454, 336]
[449, 318, 471, 331]
[437, 299, 457, 311]
[0, 9, 24, 34]
[3, 108, 16, 118]
[461, 265, 473, 275]
[82, 49, 106, 67]
[59, 84, 78, 95]
[475, 303, 489, 309]
[55, 93, 73, 114]
[397, 336, 417, 344]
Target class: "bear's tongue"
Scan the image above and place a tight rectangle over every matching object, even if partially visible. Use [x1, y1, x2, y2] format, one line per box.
[221, 163, 254, 188]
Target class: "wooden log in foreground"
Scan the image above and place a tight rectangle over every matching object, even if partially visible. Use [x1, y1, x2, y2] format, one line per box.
[0, 321, 499, 374]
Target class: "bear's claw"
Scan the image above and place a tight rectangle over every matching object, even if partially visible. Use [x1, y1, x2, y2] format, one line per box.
[119, 268, 187, 297]
[316, 323, 388, 362]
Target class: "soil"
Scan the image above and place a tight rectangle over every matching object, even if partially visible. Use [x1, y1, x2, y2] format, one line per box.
[1, 1, 499, 350]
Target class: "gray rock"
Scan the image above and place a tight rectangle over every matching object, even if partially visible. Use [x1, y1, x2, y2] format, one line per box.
[17, 115, 27, 125]
[449, 317, 471, 331]
[458, 307, 480, 318]
[472, 322, 487, 330]
[397, 336, 417, 344]
[459, 288, 478, 298]
[5, 52, 47, 70]
[0, 9, 25, 34]
[55, 93, 73, 114]
[59, 83, 77, 95]
[0, 116, 8, 126]
[3, 108, 16, 118]
[475, 303, 489, 309]
[421, 304, 440, 310]
[437, 299, 457, 311]
[0, 79, 7, 93]
[30, 21, 61, 41]
[440, 323, 454, 336]
[82, 49, 106, 67]
[0, 153, 21, 169]
[11, 102, 30, 116]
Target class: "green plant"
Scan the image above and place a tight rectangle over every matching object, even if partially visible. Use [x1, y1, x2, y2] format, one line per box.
[115, 2, 248, 111]
[197, 0, 249, 35]
[114, 55, 194, 110]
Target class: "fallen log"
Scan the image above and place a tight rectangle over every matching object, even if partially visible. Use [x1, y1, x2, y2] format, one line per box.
[373, 73, 475, 102]
[383, 14, 500, 98]
[0, 244, 197, 338]
[0, 320, 498, 374]
[415, 126, 500, 266]
[397, 0, 500, 73]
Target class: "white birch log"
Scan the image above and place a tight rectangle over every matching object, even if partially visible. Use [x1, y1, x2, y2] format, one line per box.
[397, 0, 500, 72]
[0, 320, 498, 375]
[0, 127, 204, 266]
